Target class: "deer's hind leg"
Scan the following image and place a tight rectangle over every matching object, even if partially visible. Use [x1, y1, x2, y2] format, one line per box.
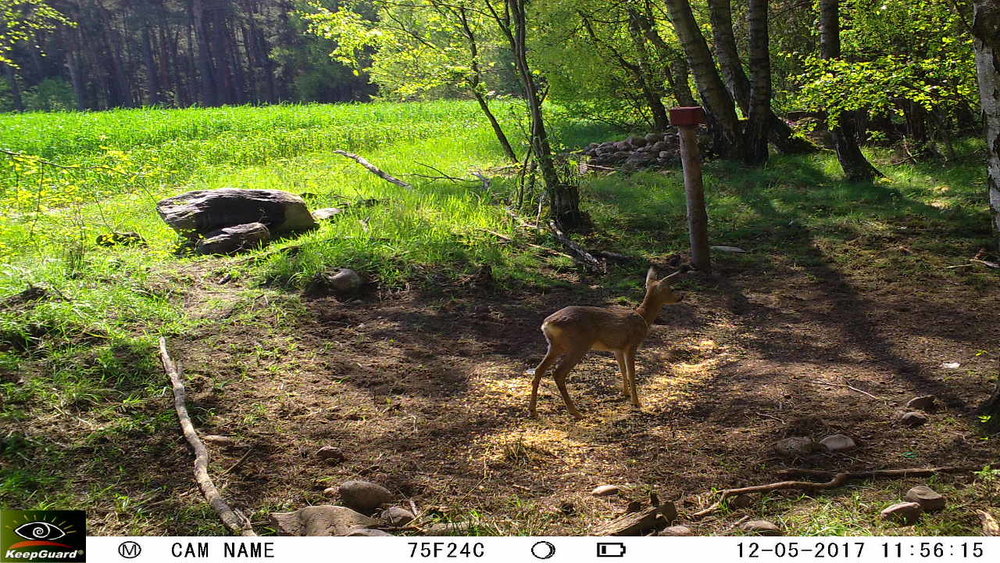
[614, 351, 629, 397]
[551, 349, 587, 419]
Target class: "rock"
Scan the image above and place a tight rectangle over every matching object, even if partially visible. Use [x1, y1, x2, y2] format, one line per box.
[729, 494, 754, 509]
[905, 485, 946, 512]
[595, 502, 677, 536]
[322, 487, 338, 498]
[742, 520, 782, 535]
[157, 188, 317, 237]
[195, 222, 270, 255]
[644, 133, 662, 143]
[346, 527, 393, 536]
[338, 480, 394, 515]
[774, 436, 818, 457]
[315, 446, 346, 464]
[382, 506, 415, 526]
[900, 411, 929, 427]
[628, 136, 648, 147]
[96, 231, 145, 247]
[940, 362, 961, 369]
[592, 485, 620, 497]
[306, 268, 363, 298]
[270, 505, 378, 536]
[660, 525, 693, 536]
[819, 434, 856, 452]
[881, 502, 923, 525]
[312, 207, 344, 221]
[906, 395, 936, 412]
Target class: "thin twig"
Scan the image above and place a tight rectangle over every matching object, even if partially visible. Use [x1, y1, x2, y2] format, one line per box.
[333, 149, 413, 190]
[159, 337, 256, 536]
[548, 221, 605, 272]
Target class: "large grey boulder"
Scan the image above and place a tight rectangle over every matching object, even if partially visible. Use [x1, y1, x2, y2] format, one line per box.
[157, 188, 317, 237]
[195, 222, 270, 255]
[270, 505, 378, 536]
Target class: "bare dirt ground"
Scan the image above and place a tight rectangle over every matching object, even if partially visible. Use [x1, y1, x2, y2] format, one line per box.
[162, 252, 999, 535]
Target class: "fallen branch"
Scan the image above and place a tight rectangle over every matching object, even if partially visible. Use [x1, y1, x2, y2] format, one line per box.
[159, 337, 256, 536]
[480, 229, 576, 261]
[333, 149, 413, 190]
[690, 466, 977, 520]
[548, 221, 605, 272]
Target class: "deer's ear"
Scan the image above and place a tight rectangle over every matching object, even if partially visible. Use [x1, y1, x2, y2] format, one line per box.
[646, 266, 658, 287]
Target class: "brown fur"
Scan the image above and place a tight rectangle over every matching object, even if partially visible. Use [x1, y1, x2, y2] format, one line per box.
[529, 267, 683, 418]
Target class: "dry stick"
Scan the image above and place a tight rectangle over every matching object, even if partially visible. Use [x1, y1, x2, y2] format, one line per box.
[159, 338, 256, 536]
[690, 466, 977, 520]
[333, 149, 413, 190]
[548, 221, 606, 272]
[800, 380, 887, 402]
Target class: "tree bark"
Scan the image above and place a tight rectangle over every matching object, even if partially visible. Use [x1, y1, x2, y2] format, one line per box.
[454, 5, 518, 162]
[493, 0, 588, 230]
[664, 0, 744, 160]
[141, 24, 162, 106]
[636, 1, 697, 107]
[744, 0, 771, 165]
[707, 0, 751, 114]
[192, 0, 218, 106]
[3, 64, 24, 112]
[820, 0, 883, 181]
[972, 0, 1000, 428]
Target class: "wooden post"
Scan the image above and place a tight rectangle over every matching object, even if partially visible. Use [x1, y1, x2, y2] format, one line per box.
[670, 106, 711, 273]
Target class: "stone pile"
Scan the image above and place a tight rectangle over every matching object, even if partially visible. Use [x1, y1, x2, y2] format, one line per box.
[581, 129, 709, 171]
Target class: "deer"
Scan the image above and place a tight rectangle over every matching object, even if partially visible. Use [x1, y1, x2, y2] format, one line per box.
[528, 267, 685, 419]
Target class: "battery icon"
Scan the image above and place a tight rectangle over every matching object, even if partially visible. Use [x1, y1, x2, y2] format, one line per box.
[597, 542, 627, 557]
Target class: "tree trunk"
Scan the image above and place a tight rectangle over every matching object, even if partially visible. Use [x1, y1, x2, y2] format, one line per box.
[455, 5, 518, 162]
[820, 0, 882, 182]
[973, 0, 1000, 249]
[192, 0, 218, 106]
[142, 25, 162, 106]
[708, 0, 751, 114]
[3, 63, 24, 112]
[972, 1, 1000, 430]
[636, 1, 697, 107]
[499, 0, 588, 230]
[627, 10, 671, 132]
[664, 0, 744, 160]
[744, 0, 771, 165]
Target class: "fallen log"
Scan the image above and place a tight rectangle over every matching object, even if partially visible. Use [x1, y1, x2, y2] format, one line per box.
[548, 221, 605, 272]
[159, 337, 256, 536]
[333, 149, 413, 191]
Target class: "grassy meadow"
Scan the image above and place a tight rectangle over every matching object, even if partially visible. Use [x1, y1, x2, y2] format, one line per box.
[1, 101, 997, 535]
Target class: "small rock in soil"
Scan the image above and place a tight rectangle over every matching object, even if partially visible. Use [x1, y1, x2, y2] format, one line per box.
[906, 395, 937, 412]
[660, 525, 694, 536]
[382, 506, 415, 526]
[728, 495, 755, 509]
[338, 480, 394, 515]
[270, 505, 377, 536]
[899, 411, 929, 427]
[306, 268, 363, 298]
[592, 485, 620, 496]
[315, 446, 346, 464]
[742, 520, 782, 535]
[774, 436, 818, 457]
[940, 362, 961, 369]
[312, 207, 344, 221]
[905, 485, 946, 512]
[819, 434, 857, 452]
[882, 502, 923, 525]
[346, 527, 393, 537]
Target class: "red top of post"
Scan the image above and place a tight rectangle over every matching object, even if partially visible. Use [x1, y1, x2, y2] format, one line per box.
[669, 106, 705, 127]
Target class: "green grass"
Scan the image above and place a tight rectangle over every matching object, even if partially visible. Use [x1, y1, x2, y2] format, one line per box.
[0, 100, 995, 534]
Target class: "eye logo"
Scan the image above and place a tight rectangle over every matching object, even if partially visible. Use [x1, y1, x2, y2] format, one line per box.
[14, 522, 68, 543]
[1, 510, 86, 562]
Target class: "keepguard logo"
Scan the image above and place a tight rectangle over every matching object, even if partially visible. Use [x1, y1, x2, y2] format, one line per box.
[1, 511, 85, 562]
